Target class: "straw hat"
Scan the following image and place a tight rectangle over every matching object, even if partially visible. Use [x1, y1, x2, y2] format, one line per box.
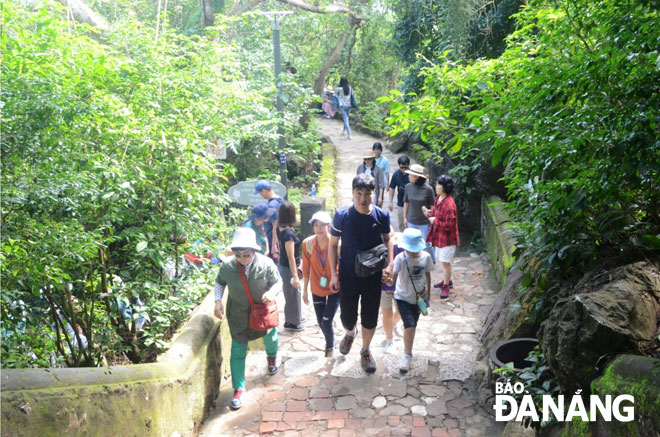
[404, 164, 426, 178]
[227, 227, 262, 251]
[362, 150, 376, 159]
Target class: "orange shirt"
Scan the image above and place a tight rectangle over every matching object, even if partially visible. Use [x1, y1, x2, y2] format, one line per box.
[301, 235, 334, 297]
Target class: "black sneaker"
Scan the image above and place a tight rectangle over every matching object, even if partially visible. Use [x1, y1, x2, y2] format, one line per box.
[284, 322, 304, 331]
[360, 349, 377, 374]
[339, 329, 357, 355]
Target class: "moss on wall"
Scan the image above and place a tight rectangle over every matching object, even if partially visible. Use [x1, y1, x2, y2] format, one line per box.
[2, 293, 223, 437]
[482, 195, 517, 289]
[318, 142, 337, 211]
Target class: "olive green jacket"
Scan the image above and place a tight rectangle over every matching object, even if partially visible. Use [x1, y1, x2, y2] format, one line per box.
[215, 253, 282, 343]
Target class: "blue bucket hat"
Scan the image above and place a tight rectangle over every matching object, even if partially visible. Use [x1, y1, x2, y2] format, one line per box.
[250, 203, 272, 221]
[254, 180, 272, 194]
[400, 228, 426, 253]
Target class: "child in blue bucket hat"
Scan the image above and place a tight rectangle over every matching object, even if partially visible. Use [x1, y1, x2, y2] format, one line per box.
[242, 203, 273, 255]
[389, 227, 433, 374]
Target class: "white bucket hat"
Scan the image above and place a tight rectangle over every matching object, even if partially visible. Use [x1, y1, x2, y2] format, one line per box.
[404, 163, 426, 178]
[308, 211, 332, 225]
[228, 227, 261, 251]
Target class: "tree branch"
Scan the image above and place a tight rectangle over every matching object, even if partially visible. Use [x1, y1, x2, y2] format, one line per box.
[313, 22, 358, 95]
[56, 0, 109, 31]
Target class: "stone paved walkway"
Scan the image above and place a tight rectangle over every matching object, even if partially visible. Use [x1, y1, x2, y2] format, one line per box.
[198, 119, 503, 436]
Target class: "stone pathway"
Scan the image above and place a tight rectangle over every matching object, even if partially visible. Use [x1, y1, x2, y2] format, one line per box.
[198, 119, 503, 436]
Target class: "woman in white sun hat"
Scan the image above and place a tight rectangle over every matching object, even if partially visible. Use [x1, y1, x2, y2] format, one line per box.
[213, 227, 283, 410]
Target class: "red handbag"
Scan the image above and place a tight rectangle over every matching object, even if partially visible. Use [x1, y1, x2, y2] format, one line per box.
[238, 264, 279, 331]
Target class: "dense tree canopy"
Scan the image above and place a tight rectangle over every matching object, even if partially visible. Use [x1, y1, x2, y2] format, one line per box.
[2, 0, 658, 368]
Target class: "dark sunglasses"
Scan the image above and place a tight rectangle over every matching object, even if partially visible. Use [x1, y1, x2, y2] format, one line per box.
[232, 250, 253, 259]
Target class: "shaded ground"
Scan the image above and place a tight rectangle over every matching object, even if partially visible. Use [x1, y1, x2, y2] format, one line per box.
[198, 119, 503, 436]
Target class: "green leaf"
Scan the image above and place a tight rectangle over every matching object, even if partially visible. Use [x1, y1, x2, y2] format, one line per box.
[136, 241, 148, 253]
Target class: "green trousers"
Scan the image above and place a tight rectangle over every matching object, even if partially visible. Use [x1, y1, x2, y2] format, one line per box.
[230, 328, 278, 390]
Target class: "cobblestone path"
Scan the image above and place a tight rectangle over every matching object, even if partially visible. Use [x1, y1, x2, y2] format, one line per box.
[198, 119, 503, 436]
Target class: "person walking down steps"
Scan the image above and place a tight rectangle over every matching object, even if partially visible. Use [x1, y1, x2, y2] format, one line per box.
[335, 77, 357, 140]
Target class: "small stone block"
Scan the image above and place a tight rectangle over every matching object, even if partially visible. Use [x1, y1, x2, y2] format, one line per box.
[286, 400, 308, 412]
[388, 416, 400, 427]
[262, 411, 283, 422]
[328, 419, 345, 429]
[259, 422, 278, 434]
[411, 426, 431, 437]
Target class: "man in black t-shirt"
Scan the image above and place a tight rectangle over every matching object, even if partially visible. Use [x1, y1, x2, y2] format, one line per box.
[329, 174, 394, 374]
[388, 156, 411, 232]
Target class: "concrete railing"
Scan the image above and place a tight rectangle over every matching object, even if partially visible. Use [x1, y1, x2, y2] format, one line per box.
[481, 195, 517, 289]
[1, 293, 223, 437]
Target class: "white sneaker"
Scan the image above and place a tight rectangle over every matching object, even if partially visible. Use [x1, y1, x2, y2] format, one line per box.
[393, 322, 404, 338]
[384, 339, 395, 354]
[400, 354, 413, 374]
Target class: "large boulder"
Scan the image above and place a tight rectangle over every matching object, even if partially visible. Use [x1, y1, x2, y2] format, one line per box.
[538, 261, 660, 394]
[385, 133, 410, 154]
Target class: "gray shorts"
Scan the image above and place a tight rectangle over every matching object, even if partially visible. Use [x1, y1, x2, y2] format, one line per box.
[380, 289, 395, 310]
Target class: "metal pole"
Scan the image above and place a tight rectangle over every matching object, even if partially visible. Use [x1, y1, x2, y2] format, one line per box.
[263, 11, 292, 197]
[273, 19, 288, 194]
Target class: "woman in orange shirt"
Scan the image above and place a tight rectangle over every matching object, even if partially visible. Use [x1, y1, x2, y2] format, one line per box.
[302, 211, 339, 357]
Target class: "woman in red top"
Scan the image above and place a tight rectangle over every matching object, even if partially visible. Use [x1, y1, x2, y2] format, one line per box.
[302, 211, 339, 357]
[426, 175, 460, 299]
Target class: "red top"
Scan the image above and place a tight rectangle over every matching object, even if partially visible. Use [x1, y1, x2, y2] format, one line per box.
[427, 195, 460, 248]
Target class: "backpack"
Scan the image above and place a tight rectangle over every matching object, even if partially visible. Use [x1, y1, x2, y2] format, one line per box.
[303, 235, 316, 256]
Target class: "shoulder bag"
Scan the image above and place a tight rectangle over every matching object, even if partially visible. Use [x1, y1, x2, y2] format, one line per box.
[349, 206, 388, 277]
[238, 264, 279, 331]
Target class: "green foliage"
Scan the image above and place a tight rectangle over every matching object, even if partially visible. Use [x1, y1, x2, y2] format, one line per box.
[382, 0, 660, 320]
[493, 346, 561, 430]
[0, 0, 312, 367]
[357, 101, 389, 134]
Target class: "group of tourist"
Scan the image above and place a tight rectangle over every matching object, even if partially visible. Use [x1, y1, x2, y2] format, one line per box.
[213, 150, 459, 411]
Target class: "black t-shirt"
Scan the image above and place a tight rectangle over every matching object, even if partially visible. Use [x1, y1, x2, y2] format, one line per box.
[389, 169, 410, 207]
[277, 227, 301, 268]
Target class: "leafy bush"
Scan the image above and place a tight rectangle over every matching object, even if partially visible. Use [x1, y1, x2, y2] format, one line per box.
[381, 0, 660, 319]
[0, 1, 313, 367]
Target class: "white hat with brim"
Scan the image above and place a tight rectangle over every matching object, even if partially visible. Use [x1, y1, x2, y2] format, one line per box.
[227, 227, 262, 252]
[308, 211, 332, 225]
[400, 228, 426, 253]
[404, 164, 426, 178]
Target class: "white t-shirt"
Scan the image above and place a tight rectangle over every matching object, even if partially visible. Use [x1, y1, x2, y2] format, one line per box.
[393, 251, 433, 304]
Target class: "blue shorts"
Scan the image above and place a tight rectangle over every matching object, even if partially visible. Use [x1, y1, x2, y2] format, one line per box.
[395, 299, 420, 328]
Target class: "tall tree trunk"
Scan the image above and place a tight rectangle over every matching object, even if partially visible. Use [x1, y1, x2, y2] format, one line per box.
[202, 0, 215, 27]
[56, 0, 109, 30]
[313, 25, 356, 96]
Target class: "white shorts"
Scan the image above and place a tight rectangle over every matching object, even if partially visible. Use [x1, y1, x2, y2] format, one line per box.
[435, 245, 456, 263]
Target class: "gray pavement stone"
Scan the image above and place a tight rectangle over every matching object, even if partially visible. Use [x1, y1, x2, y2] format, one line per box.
[282, 352, 328, 377]
[335, 395, 358, 410]
[378, 405, 410, 416]
[372, 396, 387, 409]
[411, 405, 428, 416]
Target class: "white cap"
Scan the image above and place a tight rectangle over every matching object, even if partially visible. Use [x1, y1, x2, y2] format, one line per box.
[308, 211, 332, 225]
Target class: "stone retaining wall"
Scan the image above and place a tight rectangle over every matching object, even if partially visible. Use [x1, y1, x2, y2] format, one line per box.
[1, 293, 223, 437]
[481, 195, 517, 289]
[318, 142, 337, 211]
